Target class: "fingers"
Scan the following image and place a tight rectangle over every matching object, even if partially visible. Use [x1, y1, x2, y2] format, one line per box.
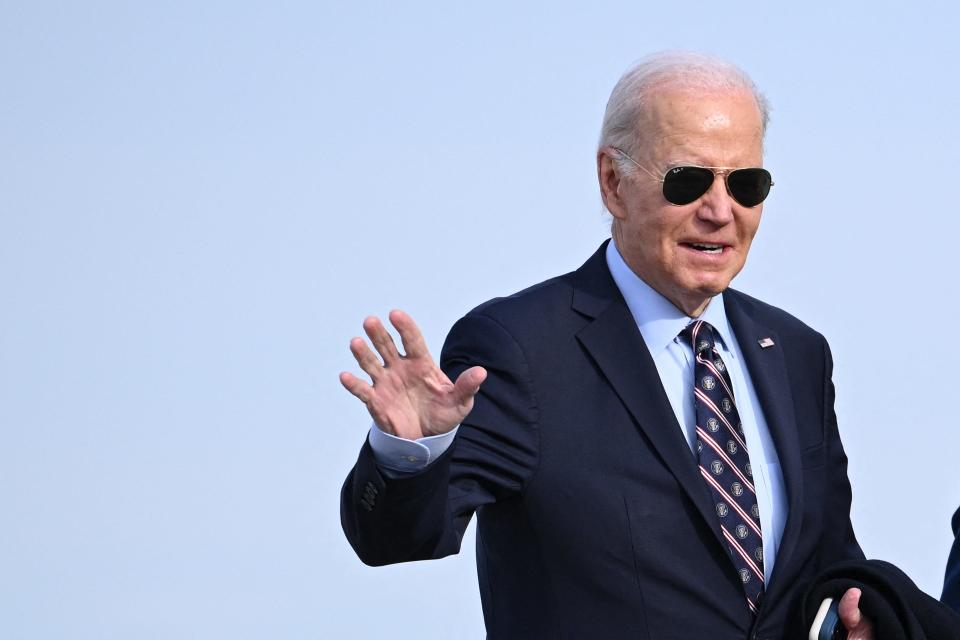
[363, 316, 400, 364]
[453, 366, 487, 404]
[339, 371, 373, 403]
[345, 311, 426, 384]
[390, 309, 429, 359]
[349, 336, 384, 380]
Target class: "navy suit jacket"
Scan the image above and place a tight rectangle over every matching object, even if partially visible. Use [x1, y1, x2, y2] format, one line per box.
[342, 242, 864, 639]
[944, 508, 960, 612]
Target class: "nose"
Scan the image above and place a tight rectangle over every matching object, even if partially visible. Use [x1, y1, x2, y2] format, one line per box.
[696, 172, 735, 225]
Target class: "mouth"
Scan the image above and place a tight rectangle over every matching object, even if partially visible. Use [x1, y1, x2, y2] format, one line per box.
[682, 242, 728, 255]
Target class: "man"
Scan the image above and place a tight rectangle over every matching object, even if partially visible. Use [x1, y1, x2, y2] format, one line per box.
[340, 52, 873, 639]
[945, 507, 960, 612]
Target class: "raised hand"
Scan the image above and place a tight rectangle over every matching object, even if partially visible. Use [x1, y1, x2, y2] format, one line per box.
[339, 310, 487, 441]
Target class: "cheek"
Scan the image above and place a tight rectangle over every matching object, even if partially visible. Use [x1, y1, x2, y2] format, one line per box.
[651, 229, 681, 267]
[742, 211, 762, 239]
[622, 207, 684, 266]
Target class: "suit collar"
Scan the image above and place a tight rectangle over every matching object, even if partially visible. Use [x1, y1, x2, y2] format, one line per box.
[570, 240, 618, 319]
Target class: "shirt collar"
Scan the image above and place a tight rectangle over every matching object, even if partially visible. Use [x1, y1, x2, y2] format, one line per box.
[604, 240, 737, 358]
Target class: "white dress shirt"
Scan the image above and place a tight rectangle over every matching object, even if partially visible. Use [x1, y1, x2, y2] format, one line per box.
[367, 241, 788, 580]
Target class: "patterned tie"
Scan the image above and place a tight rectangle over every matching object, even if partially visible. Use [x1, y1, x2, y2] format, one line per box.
[680, 320, 765, 614]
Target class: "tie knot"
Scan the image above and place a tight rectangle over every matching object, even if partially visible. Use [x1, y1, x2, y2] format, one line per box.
[680, 320, 718, 355]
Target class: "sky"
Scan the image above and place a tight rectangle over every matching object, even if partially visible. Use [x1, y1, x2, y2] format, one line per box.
[2, 1, 959, 638]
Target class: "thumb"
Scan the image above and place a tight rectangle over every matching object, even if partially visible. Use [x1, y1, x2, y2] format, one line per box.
[838, 588, 863, 629]
[453, 366, 487, 404]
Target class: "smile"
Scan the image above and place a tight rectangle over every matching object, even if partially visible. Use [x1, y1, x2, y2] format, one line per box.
[685, 242, 726, 255]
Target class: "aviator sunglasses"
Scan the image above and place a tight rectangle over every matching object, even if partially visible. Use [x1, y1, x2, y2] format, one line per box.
[613, 148, 774, 208]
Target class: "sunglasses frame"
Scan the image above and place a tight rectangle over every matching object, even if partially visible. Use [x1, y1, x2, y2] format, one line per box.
[612, 147, 773, 208]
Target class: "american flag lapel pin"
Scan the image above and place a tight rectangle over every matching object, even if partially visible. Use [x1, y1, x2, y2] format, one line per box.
[758, 337, 775, 349]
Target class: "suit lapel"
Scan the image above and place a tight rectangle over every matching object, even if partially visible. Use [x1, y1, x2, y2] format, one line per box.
[570, 245, 807, 589]
[571, 244, 727, 551]
[723, 293, 804, 592]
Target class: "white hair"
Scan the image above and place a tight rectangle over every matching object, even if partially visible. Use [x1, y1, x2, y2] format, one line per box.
[599, 51, 771, 173]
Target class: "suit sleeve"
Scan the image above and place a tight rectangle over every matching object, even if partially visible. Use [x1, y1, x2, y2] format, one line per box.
[818, 335, 865, 566]
[943, 508, 960, 612]
[340, 311, 539, 566]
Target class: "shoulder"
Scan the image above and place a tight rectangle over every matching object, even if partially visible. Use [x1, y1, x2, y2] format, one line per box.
[467, 272, 578, 329]
[439, 269, 588, 367]
[725, 287, 828, 347]
[453, 241, 612, 337]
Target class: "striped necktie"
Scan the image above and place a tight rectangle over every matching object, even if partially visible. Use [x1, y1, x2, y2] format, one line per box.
[680, 320, 765, 614]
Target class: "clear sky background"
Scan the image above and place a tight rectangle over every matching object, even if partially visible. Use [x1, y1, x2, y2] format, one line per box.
[2, 1, 958, 638]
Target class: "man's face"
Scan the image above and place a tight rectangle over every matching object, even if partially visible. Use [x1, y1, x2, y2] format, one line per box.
[604, 87, 765, 317]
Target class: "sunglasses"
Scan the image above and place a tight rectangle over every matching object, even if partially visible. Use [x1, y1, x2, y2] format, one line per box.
[614, 148, 774, 208]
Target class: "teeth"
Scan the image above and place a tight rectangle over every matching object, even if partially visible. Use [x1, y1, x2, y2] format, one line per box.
[691, 243, 723, 253]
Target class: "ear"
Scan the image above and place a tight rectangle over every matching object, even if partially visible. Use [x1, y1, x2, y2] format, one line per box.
[597, 148, 629, 221]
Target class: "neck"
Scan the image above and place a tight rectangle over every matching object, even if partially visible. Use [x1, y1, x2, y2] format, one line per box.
[610, 233, 714, 318]
[678, 296, 712, 318]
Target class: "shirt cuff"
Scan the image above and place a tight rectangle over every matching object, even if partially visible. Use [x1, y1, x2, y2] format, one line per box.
[367, 423, 459, 473]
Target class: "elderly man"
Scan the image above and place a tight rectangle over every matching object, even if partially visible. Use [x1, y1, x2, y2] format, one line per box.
[340, 52, 873, 639]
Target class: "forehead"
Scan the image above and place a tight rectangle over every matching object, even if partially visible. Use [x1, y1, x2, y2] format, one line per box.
[639, 87, 764, 166]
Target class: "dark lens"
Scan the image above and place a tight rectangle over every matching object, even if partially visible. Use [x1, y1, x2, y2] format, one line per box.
[662, 166, 715, 205]
[726, 168, 772, 207]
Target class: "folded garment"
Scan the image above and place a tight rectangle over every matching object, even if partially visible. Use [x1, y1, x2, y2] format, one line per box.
[803, 559, 960, 640]
[944, 508, 960, 613]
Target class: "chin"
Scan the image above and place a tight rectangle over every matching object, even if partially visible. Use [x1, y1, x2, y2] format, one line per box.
[686, 277, 731, 297]
[690, 269, 739, 294]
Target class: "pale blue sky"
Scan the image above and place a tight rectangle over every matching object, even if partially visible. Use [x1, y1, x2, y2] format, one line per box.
[2, 1, 958, 638]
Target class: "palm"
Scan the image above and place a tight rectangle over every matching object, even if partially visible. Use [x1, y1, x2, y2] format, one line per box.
[340, 310, 487, 440]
